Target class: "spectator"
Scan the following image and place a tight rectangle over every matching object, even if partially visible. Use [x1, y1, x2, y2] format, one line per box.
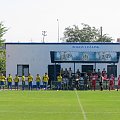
[75, 74, 80, 90]
[68, 67, 73, 89]
[83, 73, 89, 90]
[60, 68, 64, 77]
[63, 68, 69, 90]
[102, 68, 106, 77]
[76, 69, 80, 76]
[99, 73, 103, 91]
[97, 69, 101, 79]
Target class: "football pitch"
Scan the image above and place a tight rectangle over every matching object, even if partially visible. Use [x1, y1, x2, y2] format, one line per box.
[0, 90, 120, 120]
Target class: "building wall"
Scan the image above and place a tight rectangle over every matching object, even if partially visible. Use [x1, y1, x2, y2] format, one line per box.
[6, 43, 120, 84]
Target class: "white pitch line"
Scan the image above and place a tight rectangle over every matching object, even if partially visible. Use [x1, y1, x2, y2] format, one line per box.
[75, 90, 87, 120]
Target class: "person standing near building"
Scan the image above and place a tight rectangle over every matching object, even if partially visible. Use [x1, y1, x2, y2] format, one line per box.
[7, 74, 13, 90]
[36, 74, 41, 90]
[99, 73, 104, 91]
[0, 73, 6, 90]
[43, 73, 49, 90]
[60, 68, 64, 77]
[92, 69, 96, 75]
[57, 73, 62, 90]
[28, 73, 33, 90]
[68, 67, 73, 89]
[75, 74, 80, 90]
[97, 69, 101, 79]
[117, 75, 120, 91]
[63, 68, 69, 90]
[21, 74, 25, 90]
[83, 73, 88, 90]
[102, 68, 106, 77]
[14, 74, 20, 90]
[76, 69, 80, 76]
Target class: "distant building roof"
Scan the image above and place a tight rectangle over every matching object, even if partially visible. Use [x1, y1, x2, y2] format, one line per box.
[5, 42, 120, 45]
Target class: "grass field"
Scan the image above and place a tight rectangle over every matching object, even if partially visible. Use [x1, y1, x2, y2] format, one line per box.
[0, 90, 120, 120]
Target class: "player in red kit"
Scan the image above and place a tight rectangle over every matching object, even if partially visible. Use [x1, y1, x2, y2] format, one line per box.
[117, 75, 120, 91]
[103, 73, 108, 90]
[102, 68, 106, 77]
[91, 73, 98, 91]
[109, 74, 115, 91]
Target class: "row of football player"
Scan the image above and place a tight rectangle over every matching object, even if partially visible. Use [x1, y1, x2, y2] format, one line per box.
[0, 73, 49, 90]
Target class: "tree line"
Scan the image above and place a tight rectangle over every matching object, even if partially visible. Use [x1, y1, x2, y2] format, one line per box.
[62, 23, 112, 42]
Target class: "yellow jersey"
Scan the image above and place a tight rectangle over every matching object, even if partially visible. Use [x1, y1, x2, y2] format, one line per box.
[0, 75, 6, 82]
[36, 75, 41, 82]
[28, 75, 33, 82]
[22, 75, 25, 81]
[43, 75, 49, 82]
[7, 76, 12, 82]
[57, 75, 62, 82]
[14, 76, 19, 82]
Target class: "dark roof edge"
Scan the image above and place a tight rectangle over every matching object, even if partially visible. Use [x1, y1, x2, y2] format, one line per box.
[5, 42, 120, 45]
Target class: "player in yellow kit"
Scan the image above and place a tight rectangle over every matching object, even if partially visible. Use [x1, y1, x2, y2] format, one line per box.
[57, 73, 62, 90]
[42, 73, 49, 90]
[21, 74, 25, 90]
[7, 74, 13, 90]
[14, 74, 20, 90]
[0, 73, 6, 90]
[36, 74, 41, 90]
[28, 73, 33, 90]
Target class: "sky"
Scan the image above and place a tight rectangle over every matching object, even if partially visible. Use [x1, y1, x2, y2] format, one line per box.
[0, 0, 120, 43]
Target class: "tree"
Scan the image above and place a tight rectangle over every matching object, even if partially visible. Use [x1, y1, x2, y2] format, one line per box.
[63, 23, 113, 42]
[0, 50, 6, 74]
[0, 22, 7, 74]
[0, 22, 7, 45]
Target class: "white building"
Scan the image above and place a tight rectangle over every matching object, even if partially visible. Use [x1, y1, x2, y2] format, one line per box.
[6, 42, 120, 85]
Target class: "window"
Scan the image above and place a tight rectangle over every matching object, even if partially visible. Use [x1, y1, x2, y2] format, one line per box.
[82, 65, 93, 73]
[107, 65, 117, 78]
[17, 65, 29, 77]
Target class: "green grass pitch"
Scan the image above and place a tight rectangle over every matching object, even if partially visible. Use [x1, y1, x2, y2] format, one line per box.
[0, 90, 120, 120]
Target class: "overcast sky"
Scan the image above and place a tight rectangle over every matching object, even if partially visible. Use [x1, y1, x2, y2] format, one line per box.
[0, 0, 120, 43]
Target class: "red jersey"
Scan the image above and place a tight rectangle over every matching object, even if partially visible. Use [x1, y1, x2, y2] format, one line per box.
[91, 75, 97, 85]
[102, 70, 106, 77]
[109, 76, 114, 86]
[103, 74, 108, 80]
[118, 76, 120, 86]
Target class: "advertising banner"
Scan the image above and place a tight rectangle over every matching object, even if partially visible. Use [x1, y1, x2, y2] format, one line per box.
[50, 51, 119, 63]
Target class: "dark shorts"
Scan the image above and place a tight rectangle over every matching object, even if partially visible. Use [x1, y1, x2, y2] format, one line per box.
[15, 82, 18, 86]
[36, 82, 40, 85]
[28, 81, 32, 87]
[22, 81, 25, 86]
[1, 81, 5, 86]
[99, 82, 103, 86]
[8, 82, 12, 86]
